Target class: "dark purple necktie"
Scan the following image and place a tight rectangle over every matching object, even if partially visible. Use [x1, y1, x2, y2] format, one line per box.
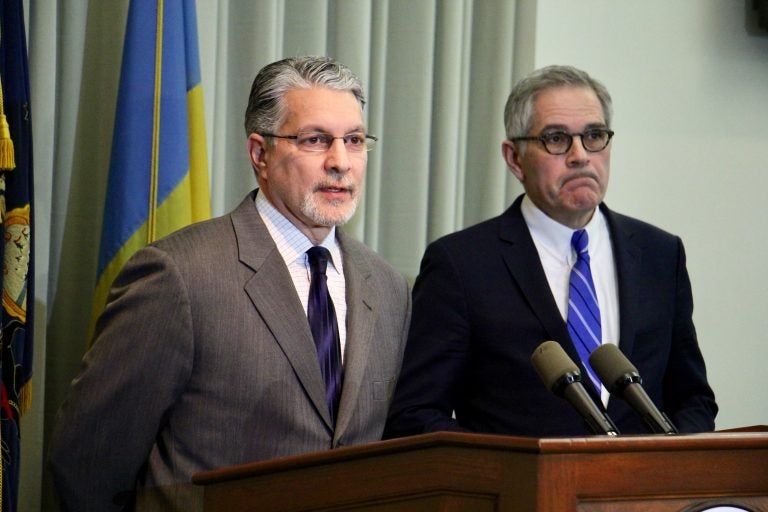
[306, 246, 342, 426]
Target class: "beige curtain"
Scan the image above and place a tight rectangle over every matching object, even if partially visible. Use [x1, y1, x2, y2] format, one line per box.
[27, 1, 522, 510]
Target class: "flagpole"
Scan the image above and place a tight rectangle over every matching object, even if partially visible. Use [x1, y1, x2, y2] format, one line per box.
[149, 0, 165, 244]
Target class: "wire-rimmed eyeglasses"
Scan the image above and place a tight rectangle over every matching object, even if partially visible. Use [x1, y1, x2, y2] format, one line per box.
[261, 131, 378, 153]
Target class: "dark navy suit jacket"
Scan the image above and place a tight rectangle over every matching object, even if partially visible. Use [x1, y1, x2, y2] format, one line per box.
[385, 195, 717, 437]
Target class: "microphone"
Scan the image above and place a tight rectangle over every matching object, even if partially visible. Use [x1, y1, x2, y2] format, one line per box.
[531, 341, 619, 436]
[589, 344, 678, 434]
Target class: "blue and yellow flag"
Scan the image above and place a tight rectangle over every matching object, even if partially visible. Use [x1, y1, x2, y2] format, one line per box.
[0, 0, 34, 510]
[92, 0, 211, 336]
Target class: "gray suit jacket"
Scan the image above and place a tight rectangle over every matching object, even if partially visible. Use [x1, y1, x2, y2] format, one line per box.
[48, 191, 411, 511]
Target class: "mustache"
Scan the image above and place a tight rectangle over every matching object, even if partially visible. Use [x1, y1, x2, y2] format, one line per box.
[313, 175, 357, 193]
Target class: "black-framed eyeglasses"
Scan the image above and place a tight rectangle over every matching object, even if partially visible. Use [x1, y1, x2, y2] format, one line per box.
[261, 131, 378, 153]
[509, 128, 614, 155]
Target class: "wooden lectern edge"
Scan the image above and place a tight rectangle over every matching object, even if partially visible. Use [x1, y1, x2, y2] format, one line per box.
[718, 424, 768, 433]
[192, 427, 768, 486]
[191, 431, 520, 485]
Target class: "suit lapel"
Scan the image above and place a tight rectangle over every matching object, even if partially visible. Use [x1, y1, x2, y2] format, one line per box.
[602, 205, 642, 358]
[499, 198, 574, 356]
[232, 194, 334, 430]
[333, 231, 376, 440]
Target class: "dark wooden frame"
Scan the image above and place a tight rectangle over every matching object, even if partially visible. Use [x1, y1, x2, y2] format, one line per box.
[193, 429, 768, 512]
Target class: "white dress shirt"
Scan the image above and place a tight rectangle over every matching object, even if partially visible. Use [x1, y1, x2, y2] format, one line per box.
[520, 195, 619, 404]
[255, 192, 348, 362]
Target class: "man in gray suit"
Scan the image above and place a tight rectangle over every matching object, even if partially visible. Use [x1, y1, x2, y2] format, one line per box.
[48, 56, 411, 511]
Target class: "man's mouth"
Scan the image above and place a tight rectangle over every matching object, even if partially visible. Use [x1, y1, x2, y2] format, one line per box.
[316, 182, 355, 195]
[563, 172, 598, 186]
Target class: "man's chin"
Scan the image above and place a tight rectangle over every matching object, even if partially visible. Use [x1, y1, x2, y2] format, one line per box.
[564, 187, 603, 206]
[305, 206, 357, 227]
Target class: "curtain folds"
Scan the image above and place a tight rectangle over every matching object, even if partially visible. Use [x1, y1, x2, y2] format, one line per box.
[29, 1, 520, 510]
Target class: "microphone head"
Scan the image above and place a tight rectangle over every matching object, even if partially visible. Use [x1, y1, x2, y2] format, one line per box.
[589, 344, 640, 392]
[531, 340, 581, 393]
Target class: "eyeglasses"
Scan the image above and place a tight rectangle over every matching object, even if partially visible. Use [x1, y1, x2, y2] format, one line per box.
[261, 131, 378, 153]
[509, 128, 614, 155]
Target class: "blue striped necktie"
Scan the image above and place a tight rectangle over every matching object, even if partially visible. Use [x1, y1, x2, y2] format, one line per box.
[567, 229, 602, 392]
[307, 246, 343, 426]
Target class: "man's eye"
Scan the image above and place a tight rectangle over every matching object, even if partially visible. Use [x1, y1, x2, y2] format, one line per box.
[299, 134, 329, 146]
[345, 134, 365, 145]
[544, 132, 567, 143]
[584, 130, 604, 140]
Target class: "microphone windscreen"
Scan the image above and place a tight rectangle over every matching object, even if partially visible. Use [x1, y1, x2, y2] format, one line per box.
[531, 340, 580, 391]
[589, 344, 638, 389]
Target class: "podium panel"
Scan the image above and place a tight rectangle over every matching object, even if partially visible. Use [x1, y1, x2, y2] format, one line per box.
[193, 431, 768, 512]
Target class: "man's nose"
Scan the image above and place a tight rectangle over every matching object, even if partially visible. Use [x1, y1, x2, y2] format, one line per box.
[325, 138, 352, 173]
[566, 135, 590, 166]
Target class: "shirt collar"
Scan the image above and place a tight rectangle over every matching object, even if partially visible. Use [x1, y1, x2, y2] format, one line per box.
[255, 190, 342, 274]
[520, 194, 606, 262]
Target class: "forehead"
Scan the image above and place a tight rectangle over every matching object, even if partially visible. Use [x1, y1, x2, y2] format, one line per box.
[531, 86, 605, 130]
[280, 87, 364, 131]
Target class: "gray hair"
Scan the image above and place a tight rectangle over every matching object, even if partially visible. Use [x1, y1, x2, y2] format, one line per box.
[244, 56, 366, 137]
[504, 65, 613, 140]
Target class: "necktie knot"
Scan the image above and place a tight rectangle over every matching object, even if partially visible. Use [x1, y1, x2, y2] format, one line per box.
[307, 246, 331, 276]
[571, 229, 590, 262]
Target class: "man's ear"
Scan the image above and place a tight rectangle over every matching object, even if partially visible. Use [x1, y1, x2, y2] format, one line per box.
[247, 133, 270, 180]
[502, 140, 525, 183]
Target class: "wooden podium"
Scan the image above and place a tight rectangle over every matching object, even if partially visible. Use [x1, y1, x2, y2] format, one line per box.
[193, 429, 768, 512]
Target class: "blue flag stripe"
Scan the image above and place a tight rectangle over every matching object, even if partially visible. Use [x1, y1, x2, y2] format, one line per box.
[98, 0, 198, 275]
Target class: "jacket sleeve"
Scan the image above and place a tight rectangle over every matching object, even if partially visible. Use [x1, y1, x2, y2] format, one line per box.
[48, 246, 195, 511]
[663, 238, 718, 432]
[384, 240, 470, 438]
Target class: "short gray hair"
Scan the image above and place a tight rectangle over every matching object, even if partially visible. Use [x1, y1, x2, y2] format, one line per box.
[504, 65, 613, 140]
[244, 56, 366, 137]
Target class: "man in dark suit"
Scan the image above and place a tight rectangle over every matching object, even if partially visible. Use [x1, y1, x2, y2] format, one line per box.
[49, 56, 411, 511]
[384, 65, 716, 439]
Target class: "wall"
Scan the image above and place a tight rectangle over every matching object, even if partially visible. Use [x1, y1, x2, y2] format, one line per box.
[522, 0, 768, 429]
